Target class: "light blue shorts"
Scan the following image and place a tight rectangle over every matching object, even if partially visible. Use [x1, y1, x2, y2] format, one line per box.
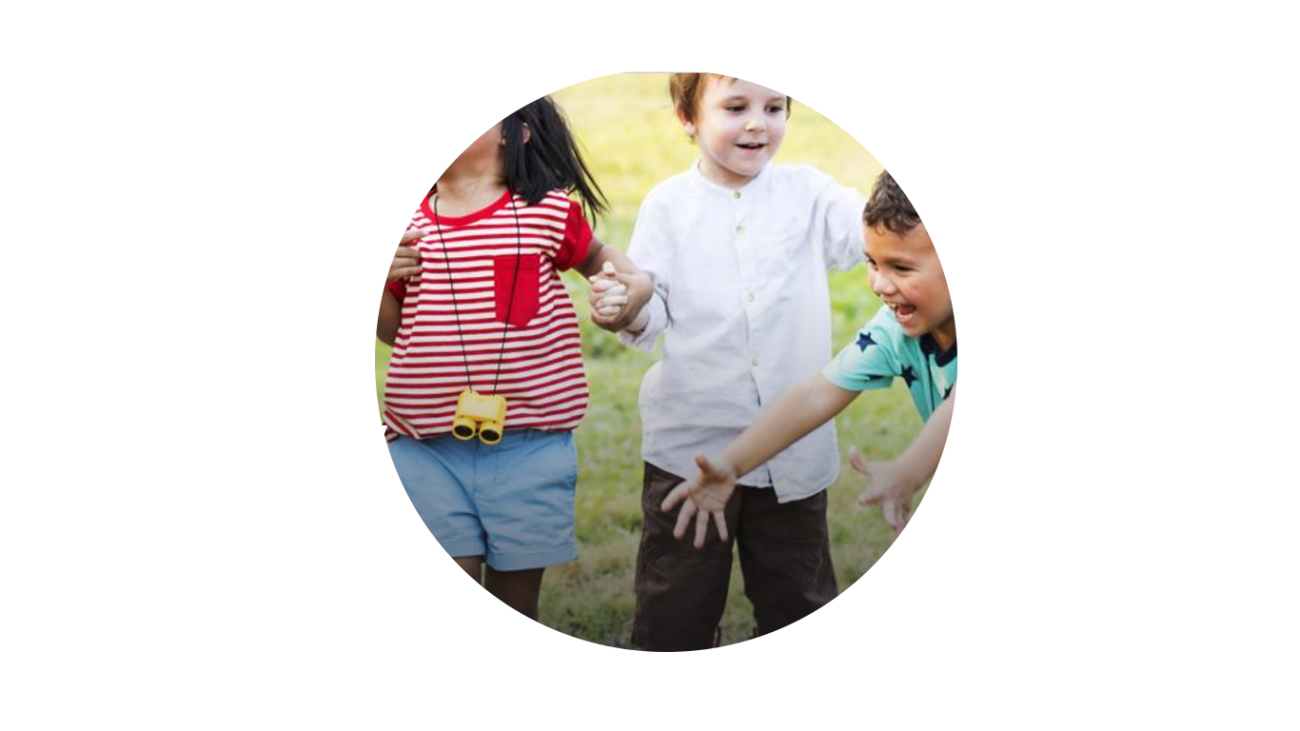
[388, 430, 579, 571]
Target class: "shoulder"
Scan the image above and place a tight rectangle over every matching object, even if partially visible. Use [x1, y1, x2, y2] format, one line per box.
[635, 170, 699, 228]
[511, 190, 582, 231]
[861, 306, 909, 352]
[537, 189, 580, 213]
[644, 169, 696, 202]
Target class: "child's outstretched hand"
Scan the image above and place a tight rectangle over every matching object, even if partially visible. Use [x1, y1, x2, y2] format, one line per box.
[848, 446, 917, 535]
[388, 229, 427, 281]
[660, 452, 737, 548]
[588, 262, 653, 333]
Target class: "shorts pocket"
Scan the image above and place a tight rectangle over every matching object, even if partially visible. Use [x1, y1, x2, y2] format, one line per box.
[494, 254, 540, 326]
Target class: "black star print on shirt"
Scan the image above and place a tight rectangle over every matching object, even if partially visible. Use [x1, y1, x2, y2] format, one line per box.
[901, 365, 917, 387]
[856, 332, 877, 352]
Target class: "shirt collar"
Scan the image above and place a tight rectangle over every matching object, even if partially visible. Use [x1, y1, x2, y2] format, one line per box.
[690, 159, 769, 196]
[920, 333, 958, 366]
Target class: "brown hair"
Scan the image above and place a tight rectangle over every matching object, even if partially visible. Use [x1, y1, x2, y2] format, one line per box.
[864, 171, 922, 236]
[669, 73, 793, 129]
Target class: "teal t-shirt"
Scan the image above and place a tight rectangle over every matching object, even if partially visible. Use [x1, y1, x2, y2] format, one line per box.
[821, 307, 957, 421]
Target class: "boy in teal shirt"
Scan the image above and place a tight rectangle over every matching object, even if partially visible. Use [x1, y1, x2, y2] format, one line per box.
[663, 171, 955, 541]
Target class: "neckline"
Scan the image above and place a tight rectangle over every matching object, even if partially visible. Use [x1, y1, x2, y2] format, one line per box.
[691, 159, 766, 195]
[421, 188, 515, 228]
[920, 333, 958, 366]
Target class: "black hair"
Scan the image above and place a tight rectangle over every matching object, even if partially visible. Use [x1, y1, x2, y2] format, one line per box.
[426, 96, 608, 222]
[500, 96, 607, 223]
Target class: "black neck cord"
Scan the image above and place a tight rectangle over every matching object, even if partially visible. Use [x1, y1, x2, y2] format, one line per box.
[431, 191, 524, 396]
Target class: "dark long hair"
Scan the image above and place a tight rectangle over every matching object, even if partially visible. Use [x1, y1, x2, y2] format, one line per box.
[500, 96, 607, 223]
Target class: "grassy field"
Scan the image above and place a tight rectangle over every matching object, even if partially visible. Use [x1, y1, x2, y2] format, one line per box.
[376, 73, 928, 647]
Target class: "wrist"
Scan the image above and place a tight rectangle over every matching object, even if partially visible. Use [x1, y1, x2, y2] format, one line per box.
[624, 308, 649, 334]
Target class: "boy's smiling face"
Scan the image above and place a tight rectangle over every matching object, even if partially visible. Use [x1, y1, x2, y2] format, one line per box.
[865, 222, 956, 351]
[682, 77, 788, 189]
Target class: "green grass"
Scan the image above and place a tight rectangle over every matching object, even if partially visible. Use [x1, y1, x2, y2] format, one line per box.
[376, 73, 927, 647]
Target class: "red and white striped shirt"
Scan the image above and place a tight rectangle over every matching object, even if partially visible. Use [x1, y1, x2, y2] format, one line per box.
[383, 189, 592, 441]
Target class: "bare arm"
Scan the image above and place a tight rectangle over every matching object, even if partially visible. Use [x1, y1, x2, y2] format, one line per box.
[577, 238, 653, 333]
[661, 374, 858, 547]
[377, 230, 423, 345]
[377, 290, 401, 345]
[720, 374, 859, 479]
[850, 385, 955, 533]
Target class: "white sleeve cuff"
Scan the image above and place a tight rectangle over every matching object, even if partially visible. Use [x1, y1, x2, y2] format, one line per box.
[618, 293, 667, 351]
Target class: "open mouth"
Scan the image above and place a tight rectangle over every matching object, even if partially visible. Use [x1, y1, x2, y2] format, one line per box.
[736, 142, 766, 150]
[889, 302, 918, 324]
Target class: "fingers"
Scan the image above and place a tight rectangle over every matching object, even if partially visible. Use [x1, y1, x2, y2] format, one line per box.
[672, 497, 697, 540]
[849, 446, 884, 506]
[857, 486, 885, 506]
[847, 446, 871, 477]
[712, 511, 729, 543]
[389, 246, 422, 280]
[881, 500, 911, 534]
[400, 229, 430, 245]
[588, 277, 628, 320]
[661, 480, 692, 514]
[596, 293, 630, 308]
[587, 262, 619, 284]
[588, 276, 624, 292]
[693, 507, 709, 549]
[881, 501, 899, 530]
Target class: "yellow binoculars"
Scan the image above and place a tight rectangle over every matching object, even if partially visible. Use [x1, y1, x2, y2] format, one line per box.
[452, 389, 508, 444]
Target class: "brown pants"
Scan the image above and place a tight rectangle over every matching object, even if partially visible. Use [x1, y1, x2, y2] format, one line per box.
[631, 462, 838, 651]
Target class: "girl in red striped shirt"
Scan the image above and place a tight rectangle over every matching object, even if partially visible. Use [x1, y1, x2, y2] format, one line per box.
[378, 96, 651, 620]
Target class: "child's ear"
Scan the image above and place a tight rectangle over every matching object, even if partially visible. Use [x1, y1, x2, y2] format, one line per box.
[499, 123, 530, 146]
[674, 109, 695, 140]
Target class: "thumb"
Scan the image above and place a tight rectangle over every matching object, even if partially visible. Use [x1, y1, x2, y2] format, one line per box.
[602, 261, 618, 277]
[694, 451, 713, 474]
[847, 446, 872, 478]
[613, 271, 643, 286]
[695, 451, 728, 480]
[858, 485, 885, 507]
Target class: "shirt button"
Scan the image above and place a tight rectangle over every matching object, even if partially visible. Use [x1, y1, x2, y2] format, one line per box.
[733, 191, 742, 200]
[736, 224, 746, 236]
[752, 356, 760, 367]
[746, 292, 755, 303]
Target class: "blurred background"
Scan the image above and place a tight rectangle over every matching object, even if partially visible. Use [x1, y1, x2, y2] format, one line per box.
[376, 72, 929, 647]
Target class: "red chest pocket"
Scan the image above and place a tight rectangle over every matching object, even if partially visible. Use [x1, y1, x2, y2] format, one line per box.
[494, 254, 541, 327]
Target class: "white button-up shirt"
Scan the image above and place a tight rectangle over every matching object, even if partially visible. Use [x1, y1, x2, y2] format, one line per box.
[621, 162, 866, 503]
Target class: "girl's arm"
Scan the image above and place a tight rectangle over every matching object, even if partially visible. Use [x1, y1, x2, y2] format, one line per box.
[377, 290, 401, 345]
[377, 232, 423, 345]
[578, 239, 654, 333]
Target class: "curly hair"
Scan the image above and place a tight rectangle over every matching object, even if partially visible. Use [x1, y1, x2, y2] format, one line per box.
[863, 171, 922, 235]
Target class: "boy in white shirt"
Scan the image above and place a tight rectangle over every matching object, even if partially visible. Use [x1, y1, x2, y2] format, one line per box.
[591, 73, 866, 650]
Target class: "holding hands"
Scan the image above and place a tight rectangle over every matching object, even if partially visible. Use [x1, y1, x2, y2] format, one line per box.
[659, 452, 738, 549]
[588, 262, 653, 333]
[388, 229, 427, 281]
